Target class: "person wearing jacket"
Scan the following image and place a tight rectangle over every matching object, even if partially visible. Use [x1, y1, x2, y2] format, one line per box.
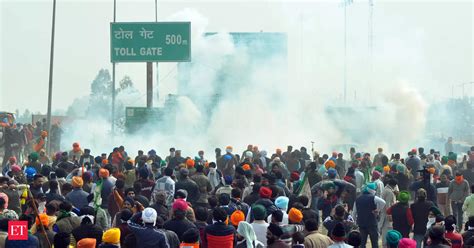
[254, 186, 278, 217]
[127, 207, 170, 248]
[175, 168, 200, 206]
[204, 207, 236, 248]
[449, 172, 470, 231]
[79, 149, 94, 167]
[411, 188, 435, 248]
[464, 185, 474, 219]
[353, 182, 386, 248]
[386, 191, 414, 238]
[163, 199, 196, 241]
[66, 176, 89, 209]
[53, 201, 81, 242]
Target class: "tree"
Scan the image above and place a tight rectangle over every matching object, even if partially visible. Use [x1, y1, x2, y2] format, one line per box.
[88, 69, 113, 117]
[90, 69, 112, 97]
[118, 76, 133, 92]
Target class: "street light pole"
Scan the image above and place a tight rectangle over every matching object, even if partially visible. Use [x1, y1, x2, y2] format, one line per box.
[46, 0, 57, 154]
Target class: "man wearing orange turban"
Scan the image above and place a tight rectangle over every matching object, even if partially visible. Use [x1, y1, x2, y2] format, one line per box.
[66, 176, 89, 209]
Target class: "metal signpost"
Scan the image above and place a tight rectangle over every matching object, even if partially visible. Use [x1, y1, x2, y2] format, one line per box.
[110, 21, 191, 131]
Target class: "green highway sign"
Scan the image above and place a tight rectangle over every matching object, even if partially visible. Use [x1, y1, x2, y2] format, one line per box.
[125, 107, 163, 132]
[111, 22, 191, 62]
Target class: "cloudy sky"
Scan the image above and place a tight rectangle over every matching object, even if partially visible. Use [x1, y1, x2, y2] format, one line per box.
[1, 0, 473, 114]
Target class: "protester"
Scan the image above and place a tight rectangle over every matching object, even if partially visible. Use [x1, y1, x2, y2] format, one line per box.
[303, 218, 333, 248]
[411, 188, 435, 248]
[0, 142, 473, 248]
[449, 171, 470, 231]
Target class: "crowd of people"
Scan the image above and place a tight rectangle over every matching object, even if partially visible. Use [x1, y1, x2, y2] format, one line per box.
[0, 135, 474, 248]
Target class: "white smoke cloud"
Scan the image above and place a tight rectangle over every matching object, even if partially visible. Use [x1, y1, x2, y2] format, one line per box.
[60, 9, 429, 159]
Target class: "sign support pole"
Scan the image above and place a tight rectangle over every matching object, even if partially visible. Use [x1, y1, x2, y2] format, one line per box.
[46, 0, 57, 155]
[111, 0, 117, 136]
[146, 62, 153, 107]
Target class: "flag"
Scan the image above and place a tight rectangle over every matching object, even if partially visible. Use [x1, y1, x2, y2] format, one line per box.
[297, 174, 312, 208]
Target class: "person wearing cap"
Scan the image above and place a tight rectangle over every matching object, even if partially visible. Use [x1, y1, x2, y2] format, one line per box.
[66, 176, 90, 209]
[304, 218, 333, 248]
[164, 199, 197, 241]
[127, 207, 170, 247]
[175, 168, 200, 206]
[100, 228, 120, 248]
[252, 204, 269, 246]
[411, 188, 435, 248]
[387, 190, 414, 238]
[328, 222, 352, 248]
[204, 207, 236, 248]
[267, 196, 289, 224]
[353, 182, 386, 248]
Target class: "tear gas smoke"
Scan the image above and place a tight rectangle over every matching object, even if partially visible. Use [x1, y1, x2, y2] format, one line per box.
[61, 9, 429, 157]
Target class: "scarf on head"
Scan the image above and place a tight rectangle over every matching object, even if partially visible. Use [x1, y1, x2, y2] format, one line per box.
[237, 221, 263, 248]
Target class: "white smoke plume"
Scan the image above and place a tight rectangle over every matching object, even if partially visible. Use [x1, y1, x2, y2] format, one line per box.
[60, 9, 429, 158]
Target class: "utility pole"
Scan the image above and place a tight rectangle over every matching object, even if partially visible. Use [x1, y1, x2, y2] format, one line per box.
[46, 0, 57, 154]
[155, 1, 159, 102]
[342, 0, 353, 104]
[343, 2, 347, 104]
[368, 0, 374, 103]
[111, 0, 116, 135]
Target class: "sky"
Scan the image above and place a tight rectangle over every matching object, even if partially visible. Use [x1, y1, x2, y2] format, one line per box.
[1, 0, 473, 114]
